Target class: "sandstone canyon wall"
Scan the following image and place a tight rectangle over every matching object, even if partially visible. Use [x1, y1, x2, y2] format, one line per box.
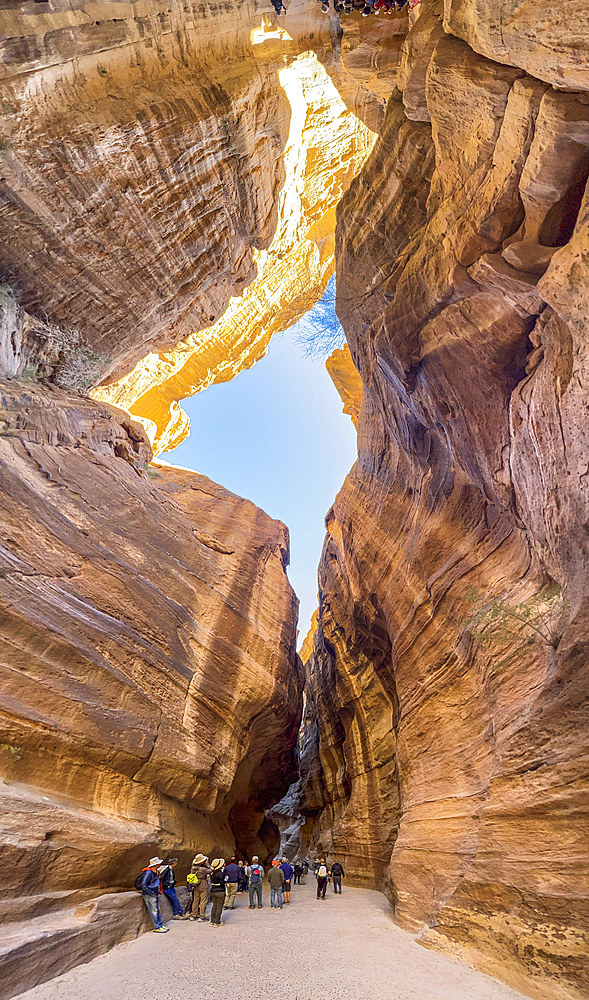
[0, 0, 336, 909]
[0, 371, 302, 895]
[302, 3, 589, 1000]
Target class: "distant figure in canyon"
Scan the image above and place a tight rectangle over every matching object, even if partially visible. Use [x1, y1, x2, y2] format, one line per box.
[268, 861, 285, 908]
[293, 861, 302, 884]
[316, 862, 328, 900]
[223, 857, 241, 909]
[188, 853, 211, 922]
[330, 860, 345, 894]
[209, 859, 227, 927]
[246, 857, 264, 909]
[136, 856, 169, 933]
[238, 860, 248, 893]
[301, 860, 309, 884]
[279, 857, 294, 903]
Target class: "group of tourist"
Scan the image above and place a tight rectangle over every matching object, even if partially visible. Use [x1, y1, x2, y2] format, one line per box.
[315, 0, 412, 16]
[136, 855, 346, 930]
[270, 0, 418, 17]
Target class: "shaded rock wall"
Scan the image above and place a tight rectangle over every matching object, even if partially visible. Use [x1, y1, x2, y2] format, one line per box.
[0, 373, 301, 896]
[305, 3, 589, 999]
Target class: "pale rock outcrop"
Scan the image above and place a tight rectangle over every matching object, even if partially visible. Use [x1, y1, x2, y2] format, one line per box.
[303, 4, 589, 1000]
[326, 344, 363, 427]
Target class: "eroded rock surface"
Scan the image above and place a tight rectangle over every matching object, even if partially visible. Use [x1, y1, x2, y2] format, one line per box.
[304, 4, 589, 1000]
[0, 378, 301, 895]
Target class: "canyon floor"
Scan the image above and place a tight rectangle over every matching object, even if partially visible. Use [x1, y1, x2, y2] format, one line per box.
[16, 885, 529, 1000]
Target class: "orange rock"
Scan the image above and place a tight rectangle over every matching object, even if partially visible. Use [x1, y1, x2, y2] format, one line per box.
[0, 379, 302, 895]
[304, 7, 589, 1000]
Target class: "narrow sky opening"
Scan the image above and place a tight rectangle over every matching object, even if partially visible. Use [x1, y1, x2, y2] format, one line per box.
[163, 278, 358, 645]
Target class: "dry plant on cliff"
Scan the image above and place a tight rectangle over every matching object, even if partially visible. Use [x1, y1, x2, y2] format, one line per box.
[465, 583, 570, 672]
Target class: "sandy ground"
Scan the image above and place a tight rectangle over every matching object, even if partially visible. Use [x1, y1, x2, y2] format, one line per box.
[17, 882, 529, 1000]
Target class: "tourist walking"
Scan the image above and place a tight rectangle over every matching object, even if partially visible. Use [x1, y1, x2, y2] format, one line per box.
[330, 860, 345, 893]
[316, 861, 328, 899]
[188, 853, 211, 921]
[293, 861, 302, 884]
[136, 856, 169, 932]
[301, 860, 309, 884]
[279, 856, 294, 903]
[223, 857, 240, 909]
[159, 858, 188, 919]
[209, 859, 226, 927]
[247, 856, 264, 908]
[268, 861, 285, 908]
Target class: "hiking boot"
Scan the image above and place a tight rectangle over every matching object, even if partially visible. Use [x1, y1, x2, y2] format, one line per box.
[188, 915, 197, 920]
[257, 905, 263, 908]
[153, 927, 169, 933]
[198, 917, 206, 922]
[248, 905, 255, 909]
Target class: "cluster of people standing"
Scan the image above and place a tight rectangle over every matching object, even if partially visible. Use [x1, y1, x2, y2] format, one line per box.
[271, 0, 418, 16]
[316, 0, 415, 17]
[136, 854, 346, 930]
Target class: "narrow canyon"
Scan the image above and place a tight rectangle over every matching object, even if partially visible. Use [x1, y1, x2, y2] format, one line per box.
[0, 2, 587, 1000]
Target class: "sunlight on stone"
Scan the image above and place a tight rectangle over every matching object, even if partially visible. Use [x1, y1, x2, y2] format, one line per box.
[93, 52, 376, 456]
[250, 16, 294, 45]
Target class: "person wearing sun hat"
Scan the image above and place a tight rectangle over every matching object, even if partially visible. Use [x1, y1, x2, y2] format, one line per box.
[209, 859, 226, 927]
[187, 853, 212, 921]
[138, 856, 169, 932]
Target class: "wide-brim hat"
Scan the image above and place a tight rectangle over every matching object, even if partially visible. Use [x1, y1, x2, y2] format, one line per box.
[193, 854, 208, 865]
[211, 858, 225, 870]
[149, 856, 164, 866]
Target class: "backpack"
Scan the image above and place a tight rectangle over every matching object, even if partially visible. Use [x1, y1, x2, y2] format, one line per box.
[186, 872, 200, 886]
[250, 865, 262, 884]
[134, 869, 149, 891]
[318, 865, 327, 878]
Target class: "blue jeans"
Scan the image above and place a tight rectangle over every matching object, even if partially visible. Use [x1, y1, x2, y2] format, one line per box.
[249, 882, 262, 907]
[163, 886, 184, 915]
[333, 875, 342, 893]
[271, 887, 283, 908]
[142, 892, 163, 929]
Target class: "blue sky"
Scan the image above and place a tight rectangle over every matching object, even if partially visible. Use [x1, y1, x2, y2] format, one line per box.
[163, 282, 358, 645]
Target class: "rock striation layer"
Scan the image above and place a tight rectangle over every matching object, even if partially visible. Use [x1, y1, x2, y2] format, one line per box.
[0, 0, 380, 456]
[304, 3, 589, 1000]
[0, 375, 302, 897]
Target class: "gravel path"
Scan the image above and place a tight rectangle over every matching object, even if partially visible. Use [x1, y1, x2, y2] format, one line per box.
[18, 883, 528, 1000]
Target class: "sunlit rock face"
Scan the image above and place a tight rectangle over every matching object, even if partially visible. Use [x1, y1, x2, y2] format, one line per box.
[306, 3, 589, 999]
[93, 48, 377, 454]
[0, 375, 301, 894]
[326, 343, 363, 426]
[323, 11, 408, 132]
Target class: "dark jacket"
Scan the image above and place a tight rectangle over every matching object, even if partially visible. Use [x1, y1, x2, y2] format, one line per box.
[210, 868, 226, 893]
[224, 862, 240, 883]
[159, 865, 175, 889]
[293, 863, 302, 874]
[279, 862, 294, 882]
[140, 868, 161, 895]
[268, 867, 285, 889]
[331, 862, 345, 877]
